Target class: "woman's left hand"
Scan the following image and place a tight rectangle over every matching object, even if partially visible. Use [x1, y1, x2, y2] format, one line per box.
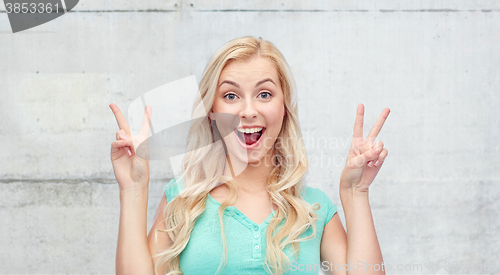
[340, 104, 390, 192]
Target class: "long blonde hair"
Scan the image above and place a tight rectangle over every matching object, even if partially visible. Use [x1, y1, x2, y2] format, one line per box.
[153, 36, 319, 275]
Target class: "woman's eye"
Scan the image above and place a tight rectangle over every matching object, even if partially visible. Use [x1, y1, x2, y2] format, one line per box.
[259, 92, 272, 99]
[224, 93, 237, 100]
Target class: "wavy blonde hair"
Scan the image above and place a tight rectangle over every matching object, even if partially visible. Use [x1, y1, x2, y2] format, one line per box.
[153, 36, 319, 275]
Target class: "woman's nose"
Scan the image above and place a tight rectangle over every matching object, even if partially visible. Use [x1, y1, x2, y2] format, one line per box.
[240, 99, 258, 119]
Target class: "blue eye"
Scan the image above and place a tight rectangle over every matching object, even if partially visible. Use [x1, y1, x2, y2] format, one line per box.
[224, 93, 237, 100]
[259, 92, 272, 99]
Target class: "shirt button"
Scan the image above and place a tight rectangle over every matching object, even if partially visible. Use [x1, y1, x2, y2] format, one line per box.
[255, 245, 260, 250]
[254, 234, 259, 239]
[254, 226, 259, 231]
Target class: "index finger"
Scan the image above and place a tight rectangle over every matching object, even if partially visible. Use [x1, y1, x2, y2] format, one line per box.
[367, 108, 390, 140]
[353, 104, 364, 138]
[109, 103, 131, 135]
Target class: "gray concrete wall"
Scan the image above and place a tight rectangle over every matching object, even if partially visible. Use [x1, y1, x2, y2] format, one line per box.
[1, 0, 499, 274]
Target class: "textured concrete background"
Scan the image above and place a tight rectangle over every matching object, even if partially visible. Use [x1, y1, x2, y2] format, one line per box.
[1, 0, 499, 274]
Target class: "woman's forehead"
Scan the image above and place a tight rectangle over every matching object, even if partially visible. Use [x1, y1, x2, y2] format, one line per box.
[218, 57, 279, 85]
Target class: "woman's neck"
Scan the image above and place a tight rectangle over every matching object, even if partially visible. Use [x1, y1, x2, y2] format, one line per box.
[222, 152, 276, 193]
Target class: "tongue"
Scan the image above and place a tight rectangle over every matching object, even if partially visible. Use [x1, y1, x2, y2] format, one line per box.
[244, 132, 261, 145]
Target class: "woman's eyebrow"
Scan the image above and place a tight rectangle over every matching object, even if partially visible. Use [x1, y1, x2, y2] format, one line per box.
[219, 80, 239, 88]
[219, 78, 275, 88]
[255, 78, 275, 87]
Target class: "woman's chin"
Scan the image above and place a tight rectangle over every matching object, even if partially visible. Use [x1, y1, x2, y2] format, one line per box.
[231, 151, 261, 165]
[236, 149, 275, 168]
[222, 133, 275, 170]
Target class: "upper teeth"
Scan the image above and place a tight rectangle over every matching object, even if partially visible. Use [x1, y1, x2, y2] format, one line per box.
[237, 127, 263, 134]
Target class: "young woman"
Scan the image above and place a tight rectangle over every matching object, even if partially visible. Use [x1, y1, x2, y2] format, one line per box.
[110, 36, 390, 275]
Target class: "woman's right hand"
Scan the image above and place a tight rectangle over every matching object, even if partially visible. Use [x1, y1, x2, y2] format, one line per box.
[109, 103, 152, 193]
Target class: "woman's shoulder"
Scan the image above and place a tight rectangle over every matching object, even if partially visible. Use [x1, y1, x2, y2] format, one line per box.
[301, 185, 338, 225]
[300, 185, 329, 203]
[163, 177, 184, 202]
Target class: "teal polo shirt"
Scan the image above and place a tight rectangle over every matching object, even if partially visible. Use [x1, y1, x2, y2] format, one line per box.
[163, 178, 338, 275]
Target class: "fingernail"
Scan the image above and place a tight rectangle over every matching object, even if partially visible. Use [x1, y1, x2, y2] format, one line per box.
[367, 161, 373, 167]
[127, 149, 132, 156]
[120, 134, 127, 140]
[374, 160, 380, 166]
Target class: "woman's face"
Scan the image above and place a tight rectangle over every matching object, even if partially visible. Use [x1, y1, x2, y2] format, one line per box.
[211, 56, 286, 167]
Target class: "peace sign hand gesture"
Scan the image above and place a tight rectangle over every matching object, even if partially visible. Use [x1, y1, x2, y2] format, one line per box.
[109, 103, 152, 193]
[340, 104, 390, 193]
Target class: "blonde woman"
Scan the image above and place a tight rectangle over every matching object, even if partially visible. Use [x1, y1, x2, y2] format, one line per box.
[110, 36, 390, 275]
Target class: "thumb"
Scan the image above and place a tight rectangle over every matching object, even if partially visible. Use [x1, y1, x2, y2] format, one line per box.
[354, 146, 382, 167]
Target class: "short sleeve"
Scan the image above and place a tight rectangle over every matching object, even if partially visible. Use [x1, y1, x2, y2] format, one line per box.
[163, 178, 183, 203]
[322, 191, 338, 224]
[302, 186, 338, 226]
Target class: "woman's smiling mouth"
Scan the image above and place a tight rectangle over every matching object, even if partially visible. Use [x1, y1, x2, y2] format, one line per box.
[234, 126, 266, 147]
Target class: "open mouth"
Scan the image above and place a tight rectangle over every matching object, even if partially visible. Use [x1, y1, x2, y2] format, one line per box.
[234, 127, 266, 146]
